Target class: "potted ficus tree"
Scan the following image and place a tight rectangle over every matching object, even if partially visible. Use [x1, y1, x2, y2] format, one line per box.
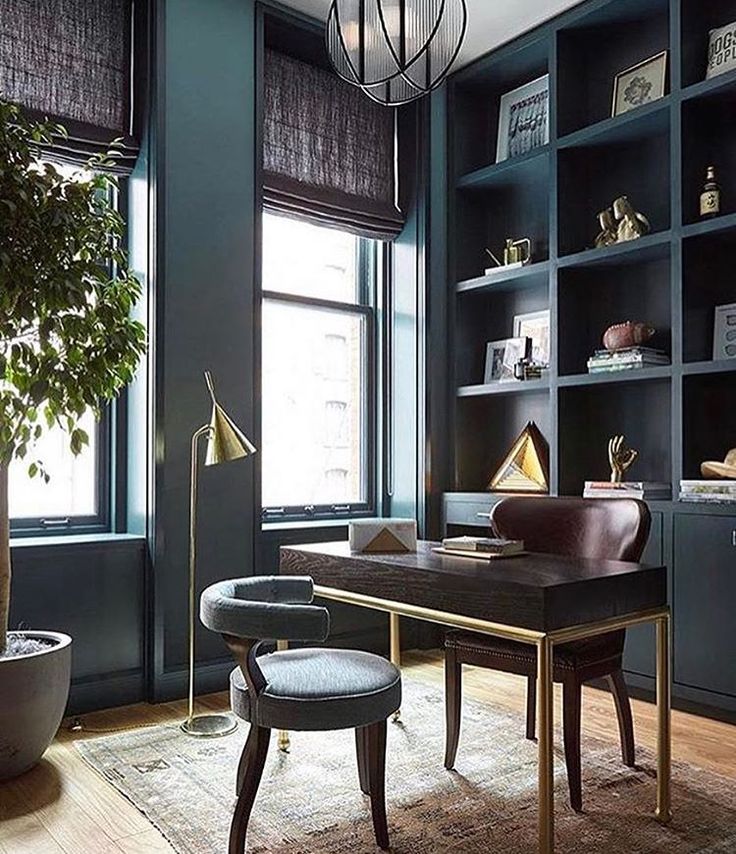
[0, 101, 145, 779]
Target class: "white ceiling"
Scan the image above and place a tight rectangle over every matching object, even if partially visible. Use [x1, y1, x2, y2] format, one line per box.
[280, 0, 582, 68]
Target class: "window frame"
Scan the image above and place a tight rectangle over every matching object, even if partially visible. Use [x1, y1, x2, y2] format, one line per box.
[260, 230, 379, 522]
[9, 173, 128, 538]
[9, 409, 113, 537]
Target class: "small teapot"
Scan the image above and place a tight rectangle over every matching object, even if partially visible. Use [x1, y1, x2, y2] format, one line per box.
[503, 238, 532, 266]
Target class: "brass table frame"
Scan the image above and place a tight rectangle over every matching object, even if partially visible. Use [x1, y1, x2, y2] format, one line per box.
[303, 584, 672, 854]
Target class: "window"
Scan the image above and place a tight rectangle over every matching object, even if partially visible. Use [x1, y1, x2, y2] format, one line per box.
[261, 212, 376, 517]
[9, 161, 111, 534]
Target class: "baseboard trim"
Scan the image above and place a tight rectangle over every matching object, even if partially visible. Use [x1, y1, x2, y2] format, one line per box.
[622, 671, 736, 724]
[68, 670, 145, 715]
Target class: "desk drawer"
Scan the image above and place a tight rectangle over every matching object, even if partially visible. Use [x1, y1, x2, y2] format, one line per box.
[443, 493, 501, 528]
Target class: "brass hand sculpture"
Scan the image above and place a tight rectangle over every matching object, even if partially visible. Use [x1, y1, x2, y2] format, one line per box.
[608, 435, 638, 483]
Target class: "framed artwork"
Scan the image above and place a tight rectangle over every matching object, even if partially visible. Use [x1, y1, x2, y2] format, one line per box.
[496, 74, 550, 163]
[707, 21, 736, 79]
[612, 51, 668, 117]
[513, 310, 550, 366]
[484, 337, 531, 383]
[713, 303, 736, 360]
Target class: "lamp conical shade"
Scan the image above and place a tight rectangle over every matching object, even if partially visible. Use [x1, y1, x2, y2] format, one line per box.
[205, 403, 257, 466]
[201, 371, 257, 466]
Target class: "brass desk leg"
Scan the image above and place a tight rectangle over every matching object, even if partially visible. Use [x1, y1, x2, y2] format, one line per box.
[537, 635, 554, 854]
[277, 639, 291, 753]
[390, 612, 401, 722]
[655, 611, 672, 823]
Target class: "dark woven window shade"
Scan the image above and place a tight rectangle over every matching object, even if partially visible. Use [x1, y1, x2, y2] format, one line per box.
[0, 0, 138, 173]
[263, 49, 404, 241]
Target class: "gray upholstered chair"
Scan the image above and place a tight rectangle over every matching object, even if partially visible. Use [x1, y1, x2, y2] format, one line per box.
[200, 576, 401, 853]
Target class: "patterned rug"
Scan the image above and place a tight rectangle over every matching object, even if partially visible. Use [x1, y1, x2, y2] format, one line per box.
[76, 678, 736, 853]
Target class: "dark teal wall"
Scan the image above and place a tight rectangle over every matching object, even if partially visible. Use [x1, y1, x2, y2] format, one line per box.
[9, 536, 147, 713]
[151, 0, 258, 699]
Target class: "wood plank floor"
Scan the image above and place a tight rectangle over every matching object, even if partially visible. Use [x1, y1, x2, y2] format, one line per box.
[1, 650, 735, 854]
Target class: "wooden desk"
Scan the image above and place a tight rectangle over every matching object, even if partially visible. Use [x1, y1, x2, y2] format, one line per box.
[280, 541, 671, 854]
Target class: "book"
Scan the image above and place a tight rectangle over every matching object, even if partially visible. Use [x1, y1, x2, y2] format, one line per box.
[679, 480, 736, 503]
[441, 536, 525, 556]
[587, 349, 671, 373]
[587, 347, 671, 373]
[584, 481, 671, 500]
[678, 494, 736, 504]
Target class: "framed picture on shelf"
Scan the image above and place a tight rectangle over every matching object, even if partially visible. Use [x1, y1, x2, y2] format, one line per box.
[612, 51, 667, 117]
[513, 310, 550, 366]
[707, 21, 736, 80]
[484, 337, 531, 383]
[496, 74, 549, 163]
[713, 303, 736, 360]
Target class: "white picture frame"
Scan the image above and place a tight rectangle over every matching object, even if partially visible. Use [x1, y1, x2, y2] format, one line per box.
[612, 51, 668, 117]
[496, 74, 550, 163]
[713, 302, 736, 361]
[513, 310, 550, 367]
[707, 21, 736, 80]
[484, 337, 531, 383]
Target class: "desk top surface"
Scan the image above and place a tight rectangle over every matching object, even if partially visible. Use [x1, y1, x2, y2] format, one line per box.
[280, 541, 666, 632]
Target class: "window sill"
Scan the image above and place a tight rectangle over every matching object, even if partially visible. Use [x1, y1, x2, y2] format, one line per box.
[10, 532, 146, 550]
[261, 517, 378, 533]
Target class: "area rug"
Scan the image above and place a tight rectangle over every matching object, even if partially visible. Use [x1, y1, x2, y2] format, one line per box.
[76, 678, 736, 853]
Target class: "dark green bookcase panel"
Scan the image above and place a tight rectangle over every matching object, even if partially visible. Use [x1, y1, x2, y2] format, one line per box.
[559, 379, 672, 496]
[682, 225, 736, 363]
[556, 0, 670, 137]
[682, 86, 736, 223]
[681, 0, 736, 88]
[682, 371, 736, 479]
[455, 392, 552, 493]
[558, 253, 672, 376]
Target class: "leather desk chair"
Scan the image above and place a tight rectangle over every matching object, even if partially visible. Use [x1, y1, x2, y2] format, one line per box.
[444, 496, 651, 811]
[201, 576, 401, 852]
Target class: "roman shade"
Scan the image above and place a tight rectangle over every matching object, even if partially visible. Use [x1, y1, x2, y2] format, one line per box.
[263, 49, 404, 241]
[0, 0, 138, 173]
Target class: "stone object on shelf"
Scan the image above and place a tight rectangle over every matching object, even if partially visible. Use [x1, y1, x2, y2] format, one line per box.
[701, 448, 736, 480]
[603, 321, 656, 351]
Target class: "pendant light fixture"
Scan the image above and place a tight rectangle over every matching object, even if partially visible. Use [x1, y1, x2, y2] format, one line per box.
[327, 0, 467, 106]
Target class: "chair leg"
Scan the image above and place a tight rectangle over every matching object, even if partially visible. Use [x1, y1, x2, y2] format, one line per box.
[606, 669, 636, 768]
[562, 678, 583, 813]
[229, 725, 271, 854]
[526, 674, 537, 741]
[355, 726, 370, 795]
[444, 645, 462, 770]
[366, 720, 390, 850]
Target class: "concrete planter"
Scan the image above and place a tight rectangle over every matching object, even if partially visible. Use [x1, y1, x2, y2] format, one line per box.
[0, 631, 72, 780]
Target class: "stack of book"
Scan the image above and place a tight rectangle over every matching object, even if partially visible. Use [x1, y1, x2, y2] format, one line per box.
[679, 480, 736, 504]
[584, 481, 672, 500]
[441, 536, 525, 557]
[587, 347, 670, 374]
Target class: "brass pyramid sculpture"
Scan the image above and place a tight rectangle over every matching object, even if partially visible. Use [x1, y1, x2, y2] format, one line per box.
[488, 421, 549, 494]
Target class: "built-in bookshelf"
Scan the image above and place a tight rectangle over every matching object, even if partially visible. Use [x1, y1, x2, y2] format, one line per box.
[438, 0, 736, 716]
[444, 0, 736, 506]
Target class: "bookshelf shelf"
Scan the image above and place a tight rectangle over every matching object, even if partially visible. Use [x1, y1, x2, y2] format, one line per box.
[557, 231, 672, 269]
[457, 379, 550, 398]
[456, 261, 550, 295]
[557, 97, 670, 150]
[558, 366, 673, 388]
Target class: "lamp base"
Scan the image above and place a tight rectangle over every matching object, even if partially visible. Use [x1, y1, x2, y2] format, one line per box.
[180, 713, 238, 738]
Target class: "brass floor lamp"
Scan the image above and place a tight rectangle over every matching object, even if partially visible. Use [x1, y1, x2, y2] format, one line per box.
[181, 371, 257, 737]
